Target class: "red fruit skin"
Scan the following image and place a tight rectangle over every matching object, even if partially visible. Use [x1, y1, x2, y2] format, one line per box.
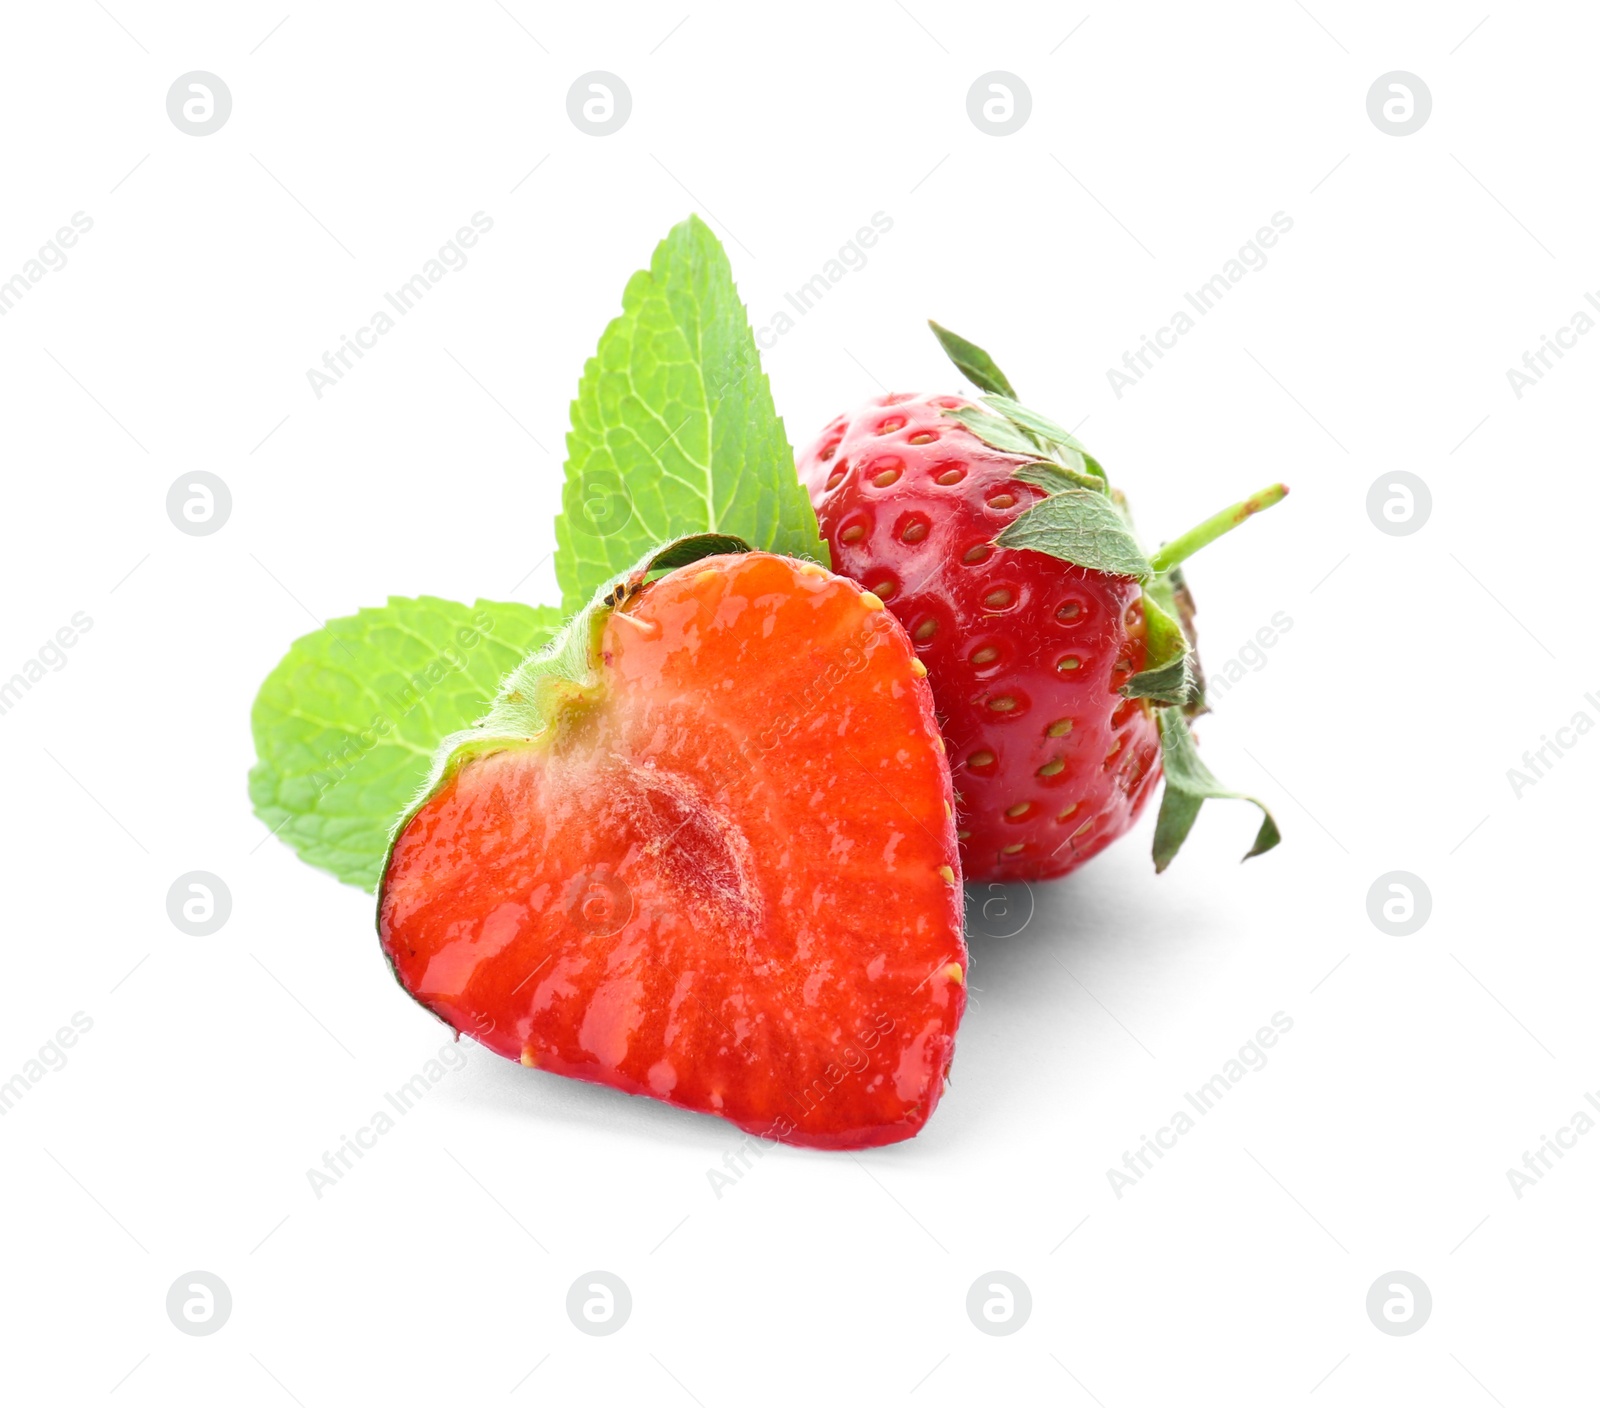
[799, 395, 1163, 883]
[378, 553, 967, 1151]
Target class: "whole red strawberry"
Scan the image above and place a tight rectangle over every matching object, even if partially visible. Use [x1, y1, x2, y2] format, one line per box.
[378, 538, 967, 1149]
[798, 324, 1284, 882]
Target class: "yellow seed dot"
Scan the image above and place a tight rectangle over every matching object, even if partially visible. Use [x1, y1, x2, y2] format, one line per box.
[1037, 758, 1064, 777]
[799, 562, 827, 577]
[938, 864, 956, 884]
[694, 569, 719, 587]
[934, 737, 945, 754]
[957, 829, 971, 840]
[1071, 820, 1093, 839]
[1001, 842, 1025, 855]
[944, 962, 965, 985]
[1058, 656, 1081, 672]
[944, 799, 953, 818]
[1006, 802, 1030, 818]
[969, 750, 996, 768]
[910, 658, 928, 678]
[1057, 803, 1079, 822]
[519, 1046, 538, 1068]
[1047, 719, 1074, 738]
[860, 590, 884, 611]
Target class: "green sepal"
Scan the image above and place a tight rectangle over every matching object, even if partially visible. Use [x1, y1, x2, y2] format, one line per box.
[1151, 708, 1281, 873]
[981, 394, 1092, 461]
[944, 404, 1105, 489]
[942, 404, 1039, 458]
[1154, 565, 1208, 716]
[1121, 591, 1193, 705]
[928, 320, 1017, 397]
[996, 488, 1152, 581]
[930, 323, 1111, 500]
[1011, 459, 1107, 495]
[606, 531, 750, 596]
[1122, 653, 1191, 706]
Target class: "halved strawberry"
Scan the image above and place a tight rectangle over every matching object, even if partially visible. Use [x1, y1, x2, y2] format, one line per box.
[378, 538, 967, 1150]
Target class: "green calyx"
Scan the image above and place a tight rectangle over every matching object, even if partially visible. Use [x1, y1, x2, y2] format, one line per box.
[1119, 591, 1192, 706]
[1152, 709, 1281, 873]
[381, 533, 752, 862]
[929, 321, 1287, 872]
[929, 320, 1018, 398]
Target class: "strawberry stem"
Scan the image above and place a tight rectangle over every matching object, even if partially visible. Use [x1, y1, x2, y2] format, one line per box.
[1148, 484, 1289, 574]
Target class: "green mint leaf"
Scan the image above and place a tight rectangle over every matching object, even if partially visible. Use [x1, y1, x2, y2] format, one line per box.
[553, 214, 823, 614]
[1151, 708, 1281, 873]
[928, 320, 1018, 397]
[1121, 591, 1193, 705]
[996, 487, 1152, 580]
[942, 405, 1040, 458]
[248, 597, 562, 891]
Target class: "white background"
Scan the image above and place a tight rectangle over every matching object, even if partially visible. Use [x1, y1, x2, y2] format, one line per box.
[1, 1, 1595, 1403]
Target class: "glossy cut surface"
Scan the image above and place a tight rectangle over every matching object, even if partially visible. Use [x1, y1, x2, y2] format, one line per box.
[799, 395, 1163, 881]
[379, 553, 967, 1149]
